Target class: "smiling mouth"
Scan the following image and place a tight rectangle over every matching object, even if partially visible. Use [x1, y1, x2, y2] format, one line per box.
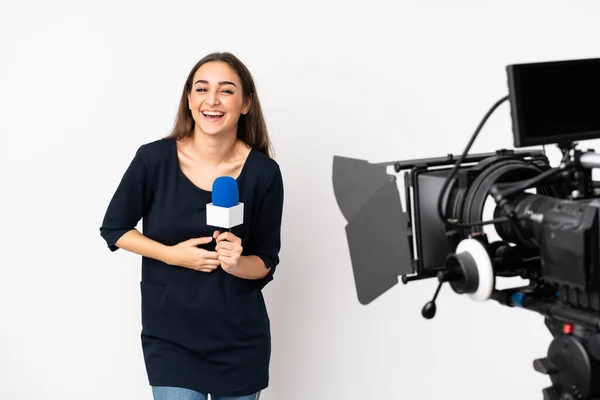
[202, 111, 225, 121]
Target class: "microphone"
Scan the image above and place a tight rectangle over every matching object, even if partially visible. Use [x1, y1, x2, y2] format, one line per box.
[206, 176, 244, 232]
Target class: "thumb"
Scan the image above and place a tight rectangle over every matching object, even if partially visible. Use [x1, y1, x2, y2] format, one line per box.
[186, 237, 213, 246]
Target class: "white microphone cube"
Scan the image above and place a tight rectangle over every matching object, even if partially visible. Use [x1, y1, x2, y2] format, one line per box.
[206, 203, 244, 229]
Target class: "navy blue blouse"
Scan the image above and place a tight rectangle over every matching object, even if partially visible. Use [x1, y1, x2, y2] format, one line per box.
[99, 138, 283, 396]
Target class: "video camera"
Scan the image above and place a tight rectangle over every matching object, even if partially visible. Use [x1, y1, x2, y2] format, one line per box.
[333, 57, 600, 400]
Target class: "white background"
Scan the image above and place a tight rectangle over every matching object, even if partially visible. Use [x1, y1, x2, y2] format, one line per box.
[2, 0, 600, 399]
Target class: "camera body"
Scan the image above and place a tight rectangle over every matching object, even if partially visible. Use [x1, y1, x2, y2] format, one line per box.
[403, 145, 600, 311]
[332, 57, 600, 399]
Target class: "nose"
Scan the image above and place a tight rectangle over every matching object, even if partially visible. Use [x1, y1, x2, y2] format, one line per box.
[206, 89, 220, 105]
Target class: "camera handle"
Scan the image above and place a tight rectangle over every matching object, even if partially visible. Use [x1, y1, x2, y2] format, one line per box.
[421, 279, 444, 319]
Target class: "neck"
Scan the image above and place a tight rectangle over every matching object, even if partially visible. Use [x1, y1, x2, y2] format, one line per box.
[189, 127, 238, 164]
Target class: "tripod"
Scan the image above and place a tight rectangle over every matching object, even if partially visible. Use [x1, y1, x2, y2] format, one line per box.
[534, 318, 600, 400]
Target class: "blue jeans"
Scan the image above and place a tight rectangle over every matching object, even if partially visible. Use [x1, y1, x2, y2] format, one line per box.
[152, 386, 261, 400]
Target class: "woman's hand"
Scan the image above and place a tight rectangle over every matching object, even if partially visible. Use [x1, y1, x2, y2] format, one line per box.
[213, 230, 243, 273]
[167, 237, 220, 273]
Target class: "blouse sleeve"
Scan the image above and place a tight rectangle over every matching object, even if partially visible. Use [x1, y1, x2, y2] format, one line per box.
[99, 145, 155, 251]
[247, 164, 284, 289]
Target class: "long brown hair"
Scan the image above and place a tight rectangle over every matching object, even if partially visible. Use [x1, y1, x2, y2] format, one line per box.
[166, 52, 273, 157]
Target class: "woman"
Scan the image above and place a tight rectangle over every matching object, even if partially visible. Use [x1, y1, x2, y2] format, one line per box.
[100, 52, 284, 400]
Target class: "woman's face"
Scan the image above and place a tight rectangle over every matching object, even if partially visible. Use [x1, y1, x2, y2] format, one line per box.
[188, 61, 251, 137]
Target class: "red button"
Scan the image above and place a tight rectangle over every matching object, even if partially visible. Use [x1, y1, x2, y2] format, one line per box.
[563, 323, 574, 334]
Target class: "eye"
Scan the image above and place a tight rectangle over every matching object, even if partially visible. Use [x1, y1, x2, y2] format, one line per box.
[222, 89, 233, 94]
[195, 87, 207, 92]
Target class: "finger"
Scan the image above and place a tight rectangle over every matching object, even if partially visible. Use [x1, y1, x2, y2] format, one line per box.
[218, 255, 237, 266]
[187, 237, 214, 246]
[196, 263, 218, 270]
[201, 258, 221, 266]
[217, 241, 240, 251]
[217, 248, 233, 258]
[213, 230, 220, 239]
[217, 232, 241, 243]
[198, 250, 219, 259]
[191, 264, 211, 272]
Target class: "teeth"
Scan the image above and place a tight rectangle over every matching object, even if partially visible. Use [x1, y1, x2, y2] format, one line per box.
[203, 111, 224, 117]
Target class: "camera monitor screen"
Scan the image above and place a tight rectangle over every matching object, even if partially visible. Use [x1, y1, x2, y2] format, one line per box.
[507, 58, 600, 147]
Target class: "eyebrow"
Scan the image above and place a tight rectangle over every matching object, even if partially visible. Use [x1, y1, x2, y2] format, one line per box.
[193, 79, 237, 87]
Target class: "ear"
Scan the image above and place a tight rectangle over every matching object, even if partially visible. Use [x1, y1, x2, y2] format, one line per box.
[242, 93, 252, 115]
[188, 92, 192, 110]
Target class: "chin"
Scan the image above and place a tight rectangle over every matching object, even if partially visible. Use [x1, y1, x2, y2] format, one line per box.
[198, 123, 236, 138]
[201, 129, 221, 136]
[202, 129, 235, 139]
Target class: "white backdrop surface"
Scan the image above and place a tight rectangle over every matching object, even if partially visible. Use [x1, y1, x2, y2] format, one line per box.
[2, 1, 600, 399]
